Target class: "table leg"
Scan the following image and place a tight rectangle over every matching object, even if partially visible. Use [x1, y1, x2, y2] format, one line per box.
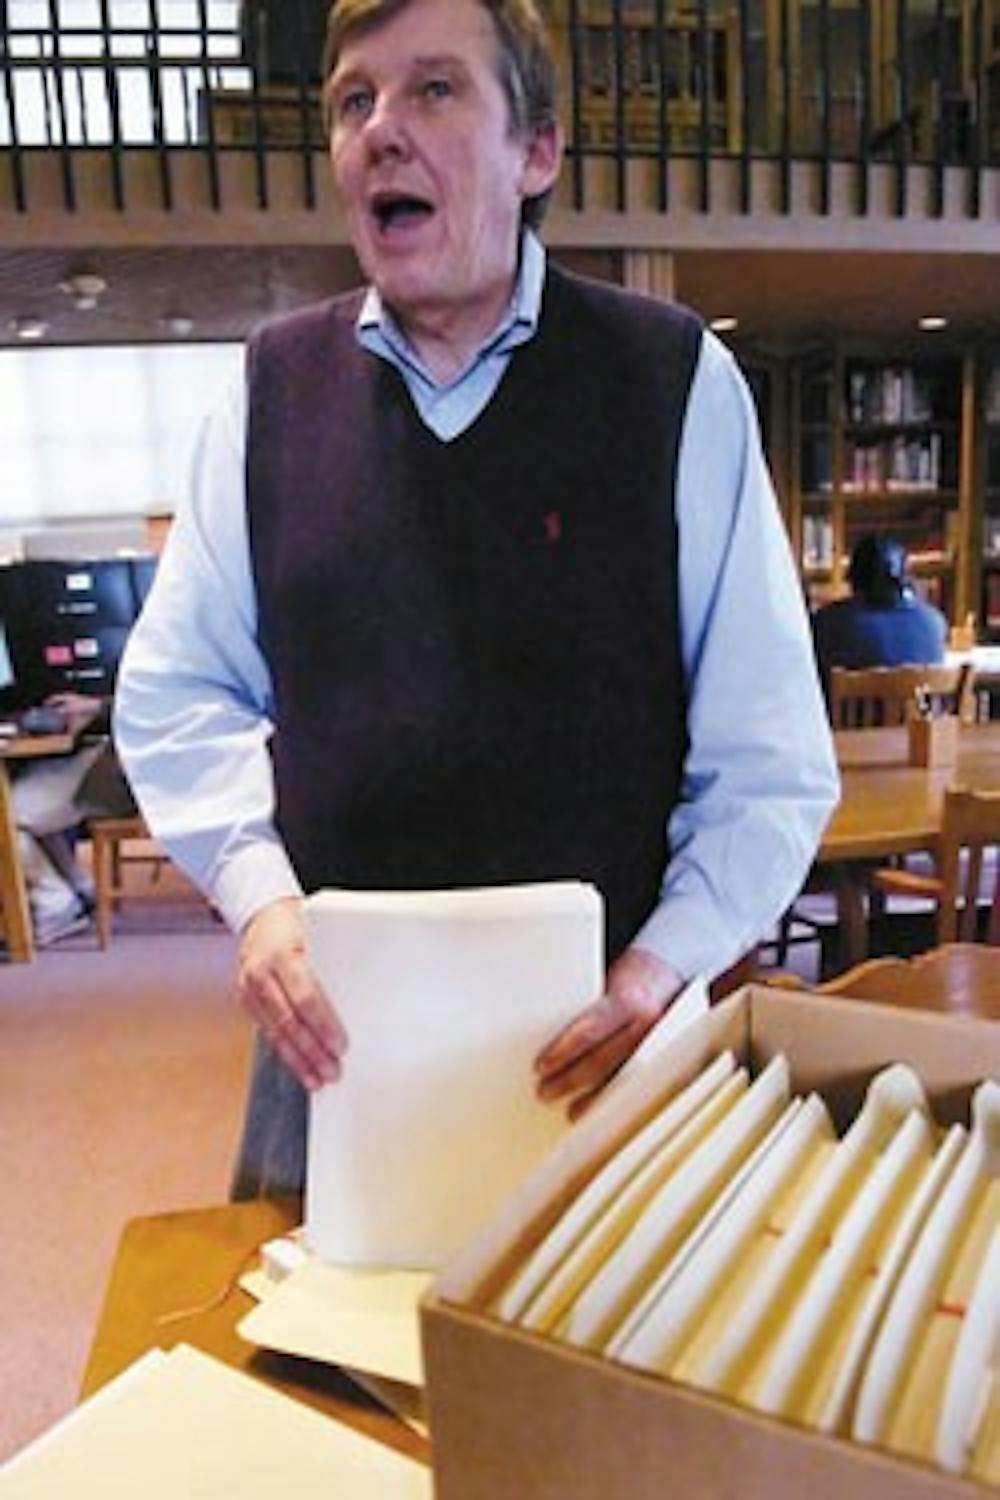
[0, 762, 35, 961]
[831, 862, 869, 971]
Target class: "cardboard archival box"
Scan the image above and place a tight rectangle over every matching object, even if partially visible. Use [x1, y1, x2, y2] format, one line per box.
[421, 984, 1000, 1500]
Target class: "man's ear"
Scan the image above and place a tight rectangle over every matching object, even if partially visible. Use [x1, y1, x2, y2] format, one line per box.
[520, 119, 564, 200]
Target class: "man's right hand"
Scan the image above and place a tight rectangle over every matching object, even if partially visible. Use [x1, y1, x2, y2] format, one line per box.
[237, 897, 348, 1091]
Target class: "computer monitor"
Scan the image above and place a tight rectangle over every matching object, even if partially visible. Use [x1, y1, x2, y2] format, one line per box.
[0, 621, 14, 695]
[130, 554, 159, 613]
[23, 558, 137, 629]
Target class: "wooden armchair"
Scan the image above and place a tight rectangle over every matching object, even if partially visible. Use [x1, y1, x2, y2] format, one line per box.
[760, 944, 1000, 1019]
[872, 786, 1000, 945]
[829, 662, 974, 729]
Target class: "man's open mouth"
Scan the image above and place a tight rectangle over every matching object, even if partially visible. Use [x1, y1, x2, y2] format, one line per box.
[370, 192, 435, 233]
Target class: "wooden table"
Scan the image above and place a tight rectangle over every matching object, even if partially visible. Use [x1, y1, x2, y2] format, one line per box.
[817, 720, 1000, 966]
[81, 1200, 430, 1467]
[0, 706, 102, 962]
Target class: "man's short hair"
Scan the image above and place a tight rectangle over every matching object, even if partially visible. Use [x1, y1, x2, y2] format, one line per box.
[322, 0, 559, 229]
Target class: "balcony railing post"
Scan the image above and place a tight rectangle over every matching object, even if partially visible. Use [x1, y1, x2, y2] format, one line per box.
[98, 0, 125, 210]
[894, 0, 909, 215]
[148, 0, 172, 211]
[968, 0, 984, 215]
[610, 0, 626, 212]
[195, 0, 221, 209]
[779, 0, 792, 212]
[46, 0, 76, 209]
[738, 0, 751, 213]
[819, 0, 832, 213]
[292, 0, 317, 211]
[0, 0, 26, 211]
[654, 0, 669, 211]
[858, 0, 871, 213]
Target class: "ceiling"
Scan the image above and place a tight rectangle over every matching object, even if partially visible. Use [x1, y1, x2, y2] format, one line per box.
[1, 242, 998, 356]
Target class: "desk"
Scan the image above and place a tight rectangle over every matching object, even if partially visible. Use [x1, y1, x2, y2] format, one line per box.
[818, 721, 1000, 965]
[0, 706, 100, 962]
[81, 1200, 430, 1467]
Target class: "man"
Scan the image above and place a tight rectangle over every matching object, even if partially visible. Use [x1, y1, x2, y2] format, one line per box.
[115, 0, 837, 1197]
[812, 533, 948, 701]
[13, 692, 136, 946]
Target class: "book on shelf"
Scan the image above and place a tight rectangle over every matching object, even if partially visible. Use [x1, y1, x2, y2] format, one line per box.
[986, 573, 1000, 632]
[985, 364, 1000, 424]
[983, 514, 1000, 558]
[844, 362, 940, 426]
[801, 515, 835, 569]
[842, 434, 944, 493]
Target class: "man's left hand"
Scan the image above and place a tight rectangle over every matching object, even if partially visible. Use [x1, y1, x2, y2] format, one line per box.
[534, 946, 684, 1119]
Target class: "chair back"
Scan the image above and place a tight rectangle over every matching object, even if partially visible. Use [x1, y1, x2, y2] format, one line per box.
[829, 662, 973, 729]
[935, 786, 1000, 944]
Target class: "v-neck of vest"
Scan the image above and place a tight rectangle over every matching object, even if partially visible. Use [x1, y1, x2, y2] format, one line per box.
[385, 271, 562, 453]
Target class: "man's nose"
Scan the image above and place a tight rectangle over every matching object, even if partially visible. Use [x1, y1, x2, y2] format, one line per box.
[363, 96, 410, 159]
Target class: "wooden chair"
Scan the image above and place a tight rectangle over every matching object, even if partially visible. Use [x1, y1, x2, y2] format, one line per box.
[872, 785, 1000, 945]
[760, 943, 1000, 1019]
[0, 764, 34, 961]
[88, 812, 165, 949]
[829, 662, 974, 729]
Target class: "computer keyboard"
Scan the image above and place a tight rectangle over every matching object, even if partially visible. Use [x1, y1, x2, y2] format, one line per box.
[0, 704, 70, 738]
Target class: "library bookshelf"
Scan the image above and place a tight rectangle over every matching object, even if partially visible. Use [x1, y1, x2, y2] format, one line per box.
[788, 345, 992, 630]
[981, 354, 1000, 640]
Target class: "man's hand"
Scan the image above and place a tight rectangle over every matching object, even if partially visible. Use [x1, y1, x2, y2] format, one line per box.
[237, 897, 348, 1091]
[534, 946, 685, 1119]
[45, 691, 101, 715]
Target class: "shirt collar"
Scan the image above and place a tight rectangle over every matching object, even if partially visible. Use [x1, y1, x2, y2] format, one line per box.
[356, 228, 546, 389]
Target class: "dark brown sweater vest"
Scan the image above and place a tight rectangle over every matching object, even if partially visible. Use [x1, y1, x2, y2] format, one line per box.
[246, 264, 701, 959]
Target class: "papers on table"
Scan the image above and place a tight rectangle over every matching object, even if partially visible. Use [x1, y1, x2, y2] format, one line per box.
[304, 882, 603, 1267]
[239, 1260, 432, 1387]
[238, 1244, 430, 1435]
[489, 1049, 1000, 1484]
[0, 1344, 431, 1499]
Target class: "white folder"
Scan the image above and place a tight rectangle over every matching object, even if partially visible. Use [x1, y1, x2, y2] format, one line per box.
[304, 882, 603, 1267]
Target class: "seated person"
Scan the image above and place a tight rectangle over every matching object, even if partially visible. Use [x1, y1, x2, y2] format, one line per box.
[11, 692, 137, 946]
[811, 533, 947, 701]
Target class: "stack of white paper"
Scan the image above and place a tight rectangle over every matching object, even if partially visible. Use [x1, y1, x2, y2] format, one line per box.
[0, 1344, 431, 1498]
[304, 882, 603, 1267]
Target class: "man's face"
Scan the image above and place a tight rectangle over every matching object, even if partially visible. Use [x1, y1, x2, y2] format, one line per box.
[328, 0, 560, 344]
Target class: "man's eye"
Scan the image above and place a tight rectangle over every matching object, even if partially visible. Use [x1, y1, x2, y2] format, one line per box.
[338, 88, 373, 120]
[421, 77, 452, 102]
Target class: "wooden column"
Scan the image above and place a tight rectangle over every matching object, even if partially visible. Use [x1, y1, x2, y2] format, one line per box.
[622, 250, 676, 302]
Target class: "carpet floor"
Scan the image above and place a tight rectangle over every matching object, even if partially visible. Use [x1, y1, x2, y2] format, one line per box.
[0, 874, 250, 1461]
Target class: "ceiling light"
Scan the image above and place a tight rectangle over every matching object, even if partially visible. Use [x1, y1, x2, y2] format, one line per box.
[59, 271, 108, 311]
[918, 315, 948, 331]
[162, 315, 195, 337]
[10, 315, 48, 341]
[709, 316, 739, 334]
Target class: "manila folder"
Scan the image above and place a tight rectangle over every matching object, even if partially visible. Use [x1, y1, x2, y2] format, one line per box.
[305, 882, 603, 1266]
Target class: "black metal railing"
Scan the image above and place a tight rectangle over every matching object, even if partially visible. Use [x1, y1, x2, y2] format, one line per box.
[1, 0, 997, 215]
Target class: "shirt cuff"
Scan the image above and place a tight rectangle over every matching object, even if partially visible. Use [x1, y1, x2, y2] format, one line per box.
[630, 897, 745, 988]
[210, 841, 303, 933]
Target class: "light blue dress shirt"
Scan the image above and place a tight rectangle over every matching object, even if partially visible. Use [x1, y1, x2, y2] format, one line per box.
[115, 233, 838, 984]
